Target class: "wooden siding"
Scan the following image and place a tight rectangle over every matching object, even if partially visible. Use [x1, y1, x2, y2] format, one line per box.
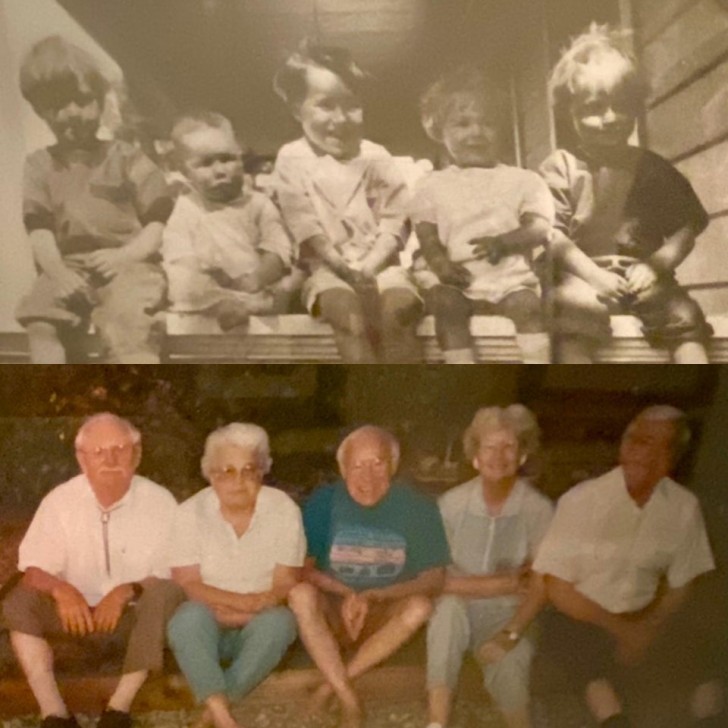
[636, 0, 728, 311]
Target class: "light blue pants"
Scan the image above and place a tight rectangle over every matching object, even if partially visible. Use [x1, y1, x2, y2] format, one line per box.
[167, 601, 297, 704]
[427, 595, 533, 713]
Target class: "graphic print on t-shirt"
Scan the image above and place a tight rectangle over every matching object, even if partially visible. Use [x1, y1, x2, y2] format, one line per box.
[329, 523, 407, 590]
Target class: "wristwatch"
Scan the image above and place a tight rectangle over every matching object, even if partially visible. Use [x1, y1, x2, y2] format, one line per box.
[501, 628, 521, 643]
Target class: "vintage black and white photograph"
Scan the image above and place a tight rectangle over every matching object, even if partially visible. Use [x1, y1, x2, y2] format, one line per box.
[1, 0, 727, 363]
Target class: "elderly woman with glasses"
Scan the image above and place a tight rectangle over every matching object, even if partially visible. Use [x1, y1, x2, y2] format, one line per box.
[426, 406, 554, 728]
[166, 423, 306, 728]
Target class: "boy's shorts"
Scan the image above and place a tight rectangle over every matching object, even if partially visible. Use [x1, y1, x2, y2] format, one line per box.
[304, 264, 420, 315]
[16, 260, 166, 363]
[551, 260, 712, 347]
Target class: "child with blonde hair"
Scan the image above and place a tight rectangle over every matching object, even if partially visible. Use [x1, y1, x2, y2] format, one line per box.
[411, 67, 553, 364]
[162, 112, 296, 331]
[541, 25, 711, 363]
[273, 41, 422, 363]
[16, 36, 173, 363]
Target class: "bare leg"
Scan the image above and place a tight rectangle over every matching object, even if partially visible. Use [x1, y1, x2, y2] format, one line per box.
[426, 286, 473, 356]
[107, 669, 148, 712]
[26, 321, 66, 364]
[9, 631, 68, 718]
[379, 288, 423, 363]
[318, 289, 376, 363]
[671, 341, 709, 364]
[585, 678, 623, 723]
[428, 684, 452, 727]
[287, 583, 362, 725]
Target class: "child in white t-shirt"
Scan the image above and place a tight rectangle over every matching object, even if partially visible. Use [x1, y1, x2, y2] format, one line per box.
[411, 68, 554, 363]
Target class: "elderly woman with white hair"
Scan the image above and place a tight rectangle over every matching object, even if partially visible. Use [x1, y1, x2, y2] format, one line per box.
[426, 405, 554, 728]
[166, 423, 306, 728]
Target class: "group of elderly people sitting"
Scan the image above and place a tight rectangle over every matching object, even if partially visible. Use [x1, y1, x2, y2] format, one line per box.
[1, 407, 723, 728]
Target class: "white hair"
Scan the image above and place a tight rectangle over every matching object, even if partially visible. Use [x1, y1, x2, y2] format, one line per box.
[201, 423, 272, 479]
[632, 405, 691, 459]
[74, 412, 141, 449]
[463, 405, 540, 461]
[335, 425, 400, 473]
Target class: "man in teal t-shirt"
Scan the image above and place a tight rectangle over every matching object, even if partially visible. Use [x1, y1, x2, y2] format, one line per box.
[289, 425, 450, 728]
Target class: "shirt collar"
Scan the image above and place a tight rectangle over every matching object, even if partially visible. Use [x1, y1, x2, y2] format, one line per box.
[466, 476, 526, 517]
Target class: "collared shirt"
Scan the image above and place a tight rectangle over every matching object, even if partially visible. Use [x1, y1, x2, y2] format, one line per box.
[533, 467, 715, 614]
[18, 474, 178, 606]
[168, 485, 306, 594]
[439, 477, 554, 611]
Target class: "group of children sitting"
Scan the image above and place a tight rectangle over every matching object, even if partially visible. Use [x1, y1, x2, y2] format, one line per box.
[15, 26, 713, 364]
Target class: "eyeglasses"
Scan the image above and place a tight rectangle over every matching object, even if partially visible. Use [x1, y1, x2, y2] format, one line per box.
[209, 464, 262, 482]
[77, 443, 135, 460]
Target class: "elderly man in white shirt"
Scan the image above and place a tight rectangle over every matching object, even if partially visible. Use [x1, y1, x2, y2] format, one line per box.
[2, 413, 181, 728]
[166, 423, 306, 728]
[533, 405, 718, 728]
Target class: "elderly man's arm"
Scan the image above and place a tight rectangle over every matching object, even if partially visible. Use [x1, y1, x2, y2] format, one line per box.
[302, 557, 356, 598]
[444, 565, 529, 598]
[22, 566, 95, 637]
[358, 566, 446, 603]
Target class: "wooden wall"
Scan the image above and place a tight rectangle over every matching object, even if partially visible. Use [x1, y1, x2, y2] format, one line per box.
[635, 0, 728, 314]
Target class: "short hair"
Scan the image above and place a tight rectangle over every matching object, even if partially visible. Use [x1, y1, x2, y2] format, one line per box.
[201, 423, 272, 479]
[75, 413, 141, 450]
[463, 405, 540, 461]
[273, 39, 367, 108]
[336, 425, 400, 474]
[19, 35, 109, 114]
[549, 24, 646, 117]
[169, 111, 242, 168]
[630, 405, 691, 461]
[419, 66, 510, 142]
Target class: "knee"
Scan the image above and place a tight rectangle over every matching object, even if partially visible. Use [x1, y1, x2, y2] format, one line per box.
[501, 292, 544, 332]
[380, 290, 421, 329]
[137, 580, 185, 619]
[399, 594, 434, 630]
[167, 601, 212, 642]
[324, 298, 368, 337]
[427, 287, 469, 323]
[2, 585, 45, 633]
[253, 607, 298, 647]
[287, 582, 320, 617]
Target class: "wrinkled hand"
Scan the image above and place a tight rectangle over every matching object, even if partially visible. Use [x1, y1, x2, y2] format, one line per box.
[469, 236, 506, 265]
[476, 631, 518, 665]
[52, 582, 95, 636]
[592, 268, 631, 306]
[624, 262, 659, 301]
[341, 592, 369, 642]
[46, 263, 88, 301]
[93, 584, 132, 633]
[431, 257, 471, 289]
[213, 605, 252, 628]
[85, 248, 131, 279]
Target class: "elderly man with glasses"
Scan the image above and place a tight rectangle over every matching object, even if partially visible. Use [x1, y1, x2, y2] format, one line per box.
[166, 422, 306, 728]
[2, 412, 181, 728]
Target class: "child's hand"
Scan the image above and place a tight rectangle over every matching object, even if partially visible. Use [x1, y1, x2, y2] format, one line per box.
[624, 262, 659, 300]
[469, 235, 506, 265]
[592, 268, 630, 305]
[86, 249, 131, 279]
[431, 257, 471, 289]
[46, 263, 88, 301]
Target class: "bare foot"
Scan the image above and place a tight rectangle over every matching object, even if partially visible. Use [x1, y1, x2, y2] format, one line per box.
[307, 681, 335, 715]
[190, 707, 213, 728]
[339, 702, 363, 728]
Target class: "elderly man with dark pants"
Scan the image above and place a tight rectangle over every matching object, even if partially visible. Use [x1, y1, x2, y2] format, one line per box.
[288, 425, 450, 728]
[166, 423, 306, 728]
[533, 405, 720, 727]
[2, 413, 181, 728]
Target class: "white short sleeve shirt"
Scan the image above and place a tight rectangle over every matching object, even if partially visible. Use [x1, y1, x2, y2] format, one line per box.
[168, 485, 306, 594]
[532, 467, 715, 613]
[18, 474, 178, 606]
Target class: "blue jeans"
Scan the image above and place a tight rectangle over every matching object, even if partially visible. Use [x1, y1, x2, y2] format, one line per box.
[167, 601, 297, 703]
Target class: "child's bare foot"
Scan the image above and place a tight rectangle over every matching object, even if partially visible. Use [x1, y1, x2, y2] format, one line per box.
[307, 681, 335, 716]
[190, 707, 213, 728]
